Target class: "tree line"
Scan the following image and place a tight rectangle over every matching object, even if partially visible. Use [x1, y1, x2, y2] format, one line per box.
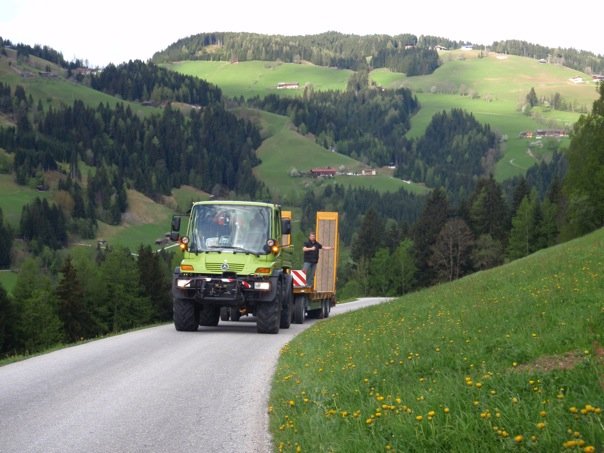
[490, 39, 604, 74]
[151, 31, 442, 75]
[0, 245, 173, 358]
[0, 37, 86, 69]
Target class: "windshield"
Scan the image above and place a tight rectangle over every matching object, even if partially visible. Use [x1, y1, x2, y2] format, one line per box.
[188, 204, 271, 254]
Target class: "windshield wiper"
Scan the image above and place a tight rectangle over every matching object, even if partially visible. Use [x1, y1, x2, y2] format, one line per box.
[210, 245, 260, 256]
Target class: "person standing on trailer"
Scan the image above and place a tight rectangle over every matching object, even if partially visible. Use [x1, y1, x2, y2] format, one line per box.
[302, 231, 332, 288]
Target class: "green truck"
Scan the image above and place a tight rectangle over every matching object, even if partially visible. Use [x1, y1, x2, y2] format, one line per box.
[169, 200, 294, 333]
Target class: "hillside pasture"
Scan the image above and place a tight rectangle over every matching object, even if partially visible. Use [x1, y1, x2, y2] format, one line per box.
[164, 60, 352, 99]
[0, 50, 158, 116]
[86, 190, 176, 250]
[0, 174, 50, 227]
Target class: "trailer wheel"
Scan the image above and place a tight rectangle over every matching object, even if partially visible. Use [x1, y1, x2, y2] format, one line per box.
[257, 280, 281, 334]
[322, 299, 330, 318]
[280, 285, 293, 329]
[199, 305, 220, 326]
[173, 298, 199, 331]
[293, 295, 305, 324]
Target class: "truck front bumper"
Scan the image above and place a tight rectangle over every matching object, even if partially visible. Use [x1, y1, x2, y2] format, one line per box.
[172, 274, 277, 305]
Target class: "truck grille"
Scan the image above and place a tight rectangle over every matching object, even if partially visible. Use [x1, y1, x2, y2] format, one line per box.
[206, 262, 245, 273]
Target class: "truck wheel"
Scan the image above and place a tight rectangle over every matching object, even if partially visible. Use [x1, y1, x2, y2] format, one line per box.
[293, 295, 305, 324]
[199, 305, 220, 326]
[173, 298, 199, 331]
[257, 280, 281, 334]
[280, 285, 293, 329]
[230, 308, 241, 321]
[220, 307, 230, 321]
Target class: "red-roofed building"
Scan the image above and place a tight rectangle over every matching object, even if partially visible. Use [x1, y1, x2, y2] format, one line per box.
[310, 167, 336, 177]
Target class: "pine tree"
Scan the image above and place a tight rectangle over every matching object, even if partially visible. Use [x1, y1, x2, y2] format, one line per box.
[56, 256, 94, 342]
[562, 82, 604, 239]
[0, 283, 17, 356]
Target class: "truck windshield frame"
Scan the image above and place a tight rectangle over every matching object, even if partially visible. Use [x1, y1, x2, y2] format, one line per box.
[188, 204, 271, 254]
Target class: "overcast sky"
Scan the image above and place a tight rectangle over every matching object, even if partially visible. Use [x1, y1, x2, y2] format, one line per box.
[2, 0, 603, 67]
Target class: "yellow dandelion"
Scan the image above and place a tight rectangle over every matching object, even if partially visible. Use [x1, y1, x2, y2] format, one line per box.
[416, 415, 423, 421]
[514, 435, 524, 443]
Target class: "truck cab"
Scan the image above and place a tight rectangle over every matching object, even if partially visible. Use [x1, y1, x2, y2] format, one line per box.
[170, 201, 294, 333]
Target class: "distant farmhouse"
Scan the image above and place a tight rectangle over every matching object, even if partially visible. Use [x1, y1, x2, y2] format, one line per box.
[277, 82, 299, 90]
[310, 167, 336, 177]
[520, 129, 569, 139]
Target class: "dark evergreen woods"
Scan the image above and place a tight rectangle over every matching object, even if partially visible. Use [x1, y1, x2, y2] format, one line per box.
[90, 60, 222, 106]
[249, 88, 419, 167]
[151, 32, 604, 76]
[0, 246, 172, 357]
[152, 32, 442, 75]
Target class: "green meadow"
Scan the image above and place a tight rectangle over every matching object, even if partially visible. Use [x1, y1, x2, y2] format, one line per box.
[164, 60, 352, 99]
[0, 173, 50, 227]
[270, 227, 604, 452]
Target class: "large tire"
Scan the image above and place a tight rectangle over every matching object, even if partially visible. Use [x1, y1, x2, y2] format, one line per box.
[230, 308, 241, 321]
[173, 298, 198, 331]
[293, 295, 305, 324]
[280, 285, 293, 329]
[322, 299, 330, 318]
[307, 308, 322, 319]
[199, 304, 220, 326]
[220, 307, 230, 321]
[257, 279, 281, 334]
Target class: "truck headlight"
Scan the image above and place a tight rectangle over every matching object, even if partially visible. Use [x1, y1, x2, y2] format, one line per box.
[176, 279, 191, 288]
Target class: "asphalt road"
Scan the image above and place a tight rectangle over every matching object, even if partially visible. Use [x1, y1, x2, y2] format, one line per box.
[0, 297, 392, 453]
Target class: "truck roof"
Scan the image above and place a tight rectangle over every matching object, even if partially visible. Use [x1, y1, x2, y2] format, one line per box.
[191, 200, 281, 209]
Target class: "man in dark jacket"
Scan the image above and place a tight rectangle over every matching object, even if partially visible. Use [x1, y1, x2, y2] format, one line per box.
[302, 232, 332, 288]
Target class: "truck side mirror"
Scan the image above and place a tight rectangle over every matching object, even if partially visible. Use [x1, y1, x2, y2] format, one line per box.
[170, 216, 181, 242]
[281, 219, 291, 235]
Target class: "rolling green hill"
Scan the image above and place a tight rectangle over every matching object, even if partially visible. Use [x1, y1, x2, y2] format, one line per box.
[168, 51, 599, 183]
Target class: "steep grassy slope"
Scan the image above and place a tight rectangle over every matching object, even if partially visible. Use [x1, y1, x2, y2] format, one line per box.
[271, 227, 604, 451]
[0, 49, 158, 116]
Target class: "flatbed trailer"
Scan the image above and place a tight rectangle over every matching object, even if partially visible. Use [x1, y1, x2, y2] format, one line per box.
[292, 211, 339, 322]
